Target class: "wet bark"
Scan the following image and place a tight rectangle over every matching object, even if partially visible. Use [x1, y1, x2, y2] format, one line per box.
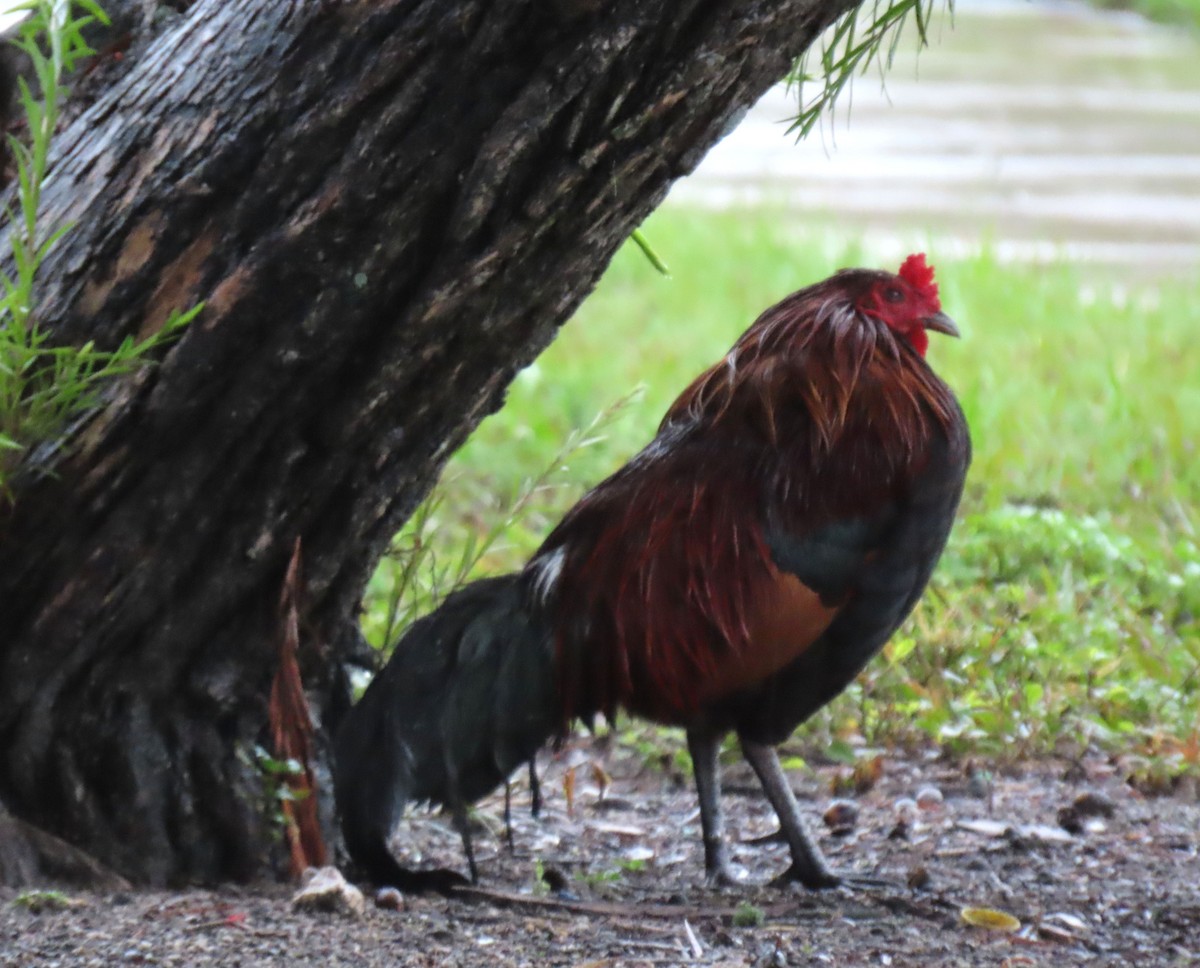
[0, 0, 858, 885]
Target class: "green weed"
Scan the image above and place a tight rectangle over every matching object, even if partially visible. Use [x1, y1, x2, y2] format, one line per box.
[11, 889, 83, 912]
[0, 1, 197, 500]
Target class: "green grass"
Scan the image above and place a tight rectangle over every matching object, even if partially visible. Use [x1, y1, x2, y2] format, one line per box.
[1098, 0, 1200, 29]
[365, 206, 1199, 772]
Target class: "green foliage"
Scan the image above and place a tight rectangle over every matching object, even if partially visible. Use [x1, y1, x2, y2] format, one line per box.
[575, 866, 623, 888]
[788, 0, 1197, 150]
[364, 206, 1199, 767]
[0, 0, 197, 499]
[531, 857, 550, 897]
[732, 902, 766, 928]
[851, 506, 1199, 759]
[629, 228, 671, 277]
[239, 744, 308, 842]
[11, 889, 81, 912]
[789, 0, 946, 140]
[1096, 0, 1200, 28]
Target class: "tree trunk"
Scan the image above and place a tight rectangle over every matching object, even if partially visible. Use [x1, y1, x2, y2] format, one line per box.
[0, 0, 858, 885]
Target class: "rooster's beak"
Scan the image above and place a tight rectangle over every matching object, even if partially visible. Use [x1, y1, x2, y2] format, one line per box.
[922, 312, 960, 338]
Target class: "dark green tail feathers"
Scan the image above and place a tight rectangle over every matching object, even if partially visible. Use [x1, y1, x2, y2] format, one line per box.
[333, 575, 558, 888]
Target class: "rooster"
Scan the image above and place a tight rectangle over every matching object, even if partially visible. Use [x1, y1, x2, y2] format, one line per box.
[334, 254, 970, 891]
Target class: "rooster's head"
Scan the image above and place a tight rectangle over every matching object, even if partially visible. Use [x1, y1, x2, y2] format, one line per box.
[856, 253, 959, 357]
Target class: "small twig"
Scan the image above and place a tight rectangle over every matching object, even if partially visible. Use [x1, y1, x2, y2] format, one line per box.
[623, 939, 686, 953]
[451, 883, 811, 922]
[188, 918, 289, 939]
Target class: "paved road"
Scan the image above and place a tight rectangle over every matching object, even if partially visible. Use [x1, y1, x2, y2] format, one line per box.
[674, 0, 1200, 281]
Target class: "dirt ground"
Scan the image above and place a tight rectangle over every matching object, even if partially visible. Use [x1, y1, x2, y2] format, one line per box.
[2, 741, 1198, 967]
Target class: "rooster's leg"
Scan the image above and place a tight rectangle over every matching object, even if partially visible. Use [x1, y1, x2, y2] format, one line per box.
[739, 738, 840, 889]
[686, 728, 737, 887]
[503, 781, 515, 852]
[529, 758, 542, 818]
[450, 801, 479, 883]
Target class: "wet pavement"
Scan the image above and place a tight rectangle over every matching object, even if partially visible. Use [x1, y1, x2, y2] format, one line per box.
[674, 0, 1200, 280]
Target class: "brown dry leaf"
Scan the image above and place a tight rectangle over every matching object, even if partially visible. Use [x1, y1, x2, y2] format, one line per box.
[564, 765, 577, 818]
[853, 754, 884, 793]
[591, 762, 612, 800]
[268, 538, 327, 877]
[961, 907, 1021, 932]
[1036, 922, 1077, 944]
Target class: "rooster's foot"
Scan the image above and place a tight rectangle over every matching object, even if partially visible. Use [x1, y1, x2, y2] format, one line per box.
[704, 863, 745, 888]
[770, 863, 894, 892]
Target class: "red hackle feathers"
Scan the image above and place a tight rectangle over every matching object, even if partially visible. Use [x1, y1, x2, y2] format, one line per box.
[898, 253, 940, 310]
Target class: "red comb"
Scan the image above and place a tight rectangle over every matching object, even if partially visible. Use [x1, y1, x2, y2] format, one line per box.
[899, 253, 940, 310]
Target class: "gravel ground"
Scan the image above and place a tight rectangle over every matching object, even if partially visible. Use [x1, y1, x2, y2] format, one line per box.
[3, 744, 1197, 967]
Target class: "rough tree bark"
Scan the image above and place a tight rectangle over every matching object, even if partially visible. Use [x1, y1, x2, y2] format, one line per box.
[0, 0, 859, 885]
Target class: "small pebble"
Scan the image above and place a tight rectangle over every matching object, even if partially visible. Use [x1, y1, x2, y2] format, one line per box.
[893, 796, 918, 823]
[1071, 791, 1116, 818]
[967, 769, 993, 799]
[823, 799, 858, 834]
[915, 786, 944, 811]
[292, 866, 365, 918]
[1057, 805, 1083, 835]
[374, 887, 404, 911]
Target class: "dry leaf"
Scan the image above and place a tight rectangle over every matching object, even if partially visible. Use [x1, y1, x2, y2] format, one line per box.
[1044, 912, 1089, 932]
[591, 762, 612, 800]
[958, 818, 1010, 837]
[585, 821, 646, 838]
[961, 907, 1021, 932]
[564, 765, 577, 818]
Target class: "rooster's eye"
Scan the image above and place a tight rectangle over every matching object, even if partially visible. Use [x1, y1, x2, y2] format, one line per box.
[884, 287, 904, 303]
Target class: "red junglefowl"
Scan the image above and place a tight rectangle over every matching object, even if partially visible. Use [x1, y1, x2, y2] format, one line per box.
[334, 254, 971, 891]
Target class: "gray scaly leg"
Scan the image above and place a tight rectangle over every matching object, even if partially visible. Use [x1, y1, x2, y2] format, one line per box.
[686, 728, 738, 887]
[739, 737, 840, 889]
[450, 800, 479, 883]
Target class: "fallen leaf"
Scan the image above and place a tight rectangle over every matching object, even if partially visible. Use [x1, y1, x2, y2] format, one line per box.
[961, 907, 1021, 932]
[1044, 912, 1089, 932]
[564, 766, 576, 818]
[585, 821, 646, 838]
[853, 755, 884, 793]
[957, 818, 1010, 838]
[1021, 824, 1075, 845]
[591, 762, 612, 800]
[1036, 922, 1077, 944]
